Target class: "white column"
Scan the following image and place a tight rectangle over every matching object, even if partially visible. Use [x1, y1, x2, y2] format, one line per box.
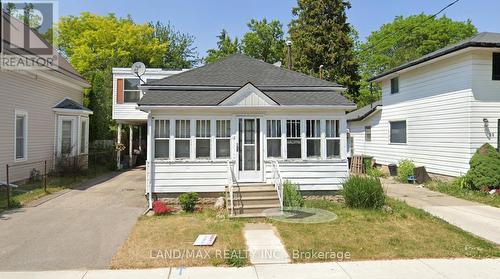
[117, 123, 122, 170]
[138, 125, 142, 153]
[147, 114, 154, 208]
[129, 125, 133, 167]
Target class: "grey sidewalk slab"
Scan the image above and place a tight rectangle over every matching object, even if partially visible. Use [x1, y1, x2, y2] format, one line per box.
[255, 262, 349, 279]
[338, 259, 446, 279]
[243, 223, 290, 264]
[84, 268, 170, 279]
[420, 258, 500, 279]
[383, 178, 500, 245]
[0, 270, 87, 279]
[168, 266, 257, 279]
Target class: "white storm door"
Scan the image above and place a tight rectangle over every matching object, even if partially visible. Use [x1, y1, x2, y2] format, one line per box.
[238, 117, 263, 182]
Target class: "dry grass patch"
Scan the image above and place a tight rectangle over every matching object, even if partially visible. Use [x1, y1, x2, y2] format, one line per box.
[272, 198, 500, 263]
[110, 210, 247, 269]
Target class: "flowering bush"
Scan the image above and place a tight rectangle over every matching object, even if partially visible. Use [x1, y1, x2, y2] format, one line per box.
[152, 200, 174, 215]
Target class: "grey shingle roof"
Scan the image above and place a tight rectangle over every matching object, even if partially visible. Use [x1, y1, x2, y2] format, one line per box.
[54, 98, 92, 111]
[146, 53, 343, 88]
[369, 32, 500, 82]
[346, 101, 382, 121]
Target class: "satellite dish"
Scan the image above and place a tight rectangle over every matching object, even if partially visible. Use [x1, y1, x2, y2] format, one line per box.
[131, 62, 146, 77]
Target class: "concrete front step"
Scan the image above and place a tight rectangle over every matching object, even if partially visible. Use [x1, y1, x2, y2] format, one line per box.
[226, 183, 281, 216]
[233, 197, 280, 206]
[233, 204, 281, 215]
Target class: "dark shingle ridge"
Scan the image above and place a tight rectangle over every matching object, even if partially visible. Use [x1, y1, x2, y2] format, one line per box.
[346, 100, 382, 121]
[54, 98, 92, 111]
[369, 32, 500, 82]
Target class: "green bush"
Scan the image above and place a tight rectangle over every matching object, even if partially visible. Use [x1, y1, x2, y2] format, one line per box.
[466, 143, 500, 190]
[452, 175, 472, 190]
[342, 175, 385, 209]
[397, 159, 416, 183]
[366, 166, 385, 178]
[178, 192, 199, 212]
[283, 180, 304, 207]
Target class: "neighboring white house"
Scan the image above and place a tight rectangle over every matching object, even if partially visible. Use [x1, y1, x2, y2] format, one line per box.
[348, 32, 500, 177]
[0, 12, 91, 182]
[135, 54, 356, 213]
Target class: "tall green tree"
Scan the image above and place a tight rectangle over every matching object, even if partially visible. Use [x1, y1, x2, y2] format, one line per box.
[241, 18, 286, 63]
[205, 29, 240, 63]
[357, 14, 477, 106]
[151, 21, 200, 68]
[288, 0, 360, 102]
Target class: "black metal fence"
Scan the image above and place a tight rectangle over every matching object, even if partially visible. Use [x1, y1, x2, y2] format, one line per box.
[1, 150, 116, 210]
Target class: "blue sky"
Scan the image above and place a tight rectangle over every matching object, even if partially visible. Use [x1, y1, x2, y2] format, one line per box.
[58, 0, 500, 58]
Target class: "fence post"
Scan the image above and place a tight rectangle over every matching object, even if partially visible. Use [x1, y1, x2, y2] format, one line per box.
[44, 160, 48, 193]
[5, 164, 10, 208]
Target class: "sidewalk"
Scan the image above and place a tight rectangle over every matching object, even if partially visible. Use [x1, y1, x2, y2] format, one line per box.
[383, 178, 500, 245]
[1, 259, 499, 278]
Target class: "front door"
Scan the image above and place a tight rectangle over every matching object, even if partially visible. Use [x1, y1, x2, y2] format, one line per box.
[238, 117, 263, 182]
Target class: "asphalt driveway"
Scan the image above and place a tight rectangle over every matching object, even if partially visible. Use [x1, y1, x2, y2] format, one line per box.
[0, 168, 147, 271]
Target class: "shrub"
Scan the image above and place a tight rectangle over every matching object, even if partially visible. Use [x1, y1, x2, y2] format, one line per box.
[366, 166, 385, 178]
[342, 175, 385, 209]
[452, 175, 472, 190]
[466, 143, 500, 190]
[283, 180, 304, 207]
[152, 200, 174, 215]
[179, 192, 199, 212]
[397, 159, 416, 183]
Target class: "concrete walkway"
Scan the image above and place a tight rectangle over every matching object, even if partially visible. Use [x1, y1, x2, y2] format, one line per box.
[0, 168, 147, 271]
[243, 223, 290, 264]
[1, 259, 500, 278]
[383, 178, 500, 245]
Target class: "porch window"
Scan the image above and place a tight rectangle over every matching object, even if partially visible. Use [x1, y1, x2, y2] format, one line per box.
[216, 120, 231, 158]
[61, 120, 73, 155]
[80, 118, 88, 154]
[154, 119, 169, 158]
[306, 120, 321, 158]
[175, 120, 190, 159]
[15, 110, 27, 161]
[326, 120, 340, 158]
[196, 120, 211, 159]
[286, 120, 301, 159]
[266, 120, 281, 158]
[124, 78, 141, 102]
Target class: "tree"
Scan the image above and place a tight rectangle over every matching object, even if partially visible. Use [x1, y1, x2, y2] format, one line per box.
[241, 18, 286, 63]
[151, 21, 200, 69]
[288, 0, 360, 102]
[357, 14, 477, 106]
[205, 29, 240, 63]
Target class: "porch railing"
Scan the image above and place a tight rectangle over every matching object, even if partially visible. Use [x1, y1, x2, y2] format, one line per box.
[270, 159, 284, 210]
[226, 160, 237, 216]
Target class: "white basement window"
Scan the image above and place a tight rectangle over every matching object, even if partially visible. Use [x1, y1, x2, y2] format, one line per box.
[154, 119, 169, 158]
[326, 120, 340, 158]
[175, 120, 191, 159]
[266, 120, 281, 158]
[306, 120, 321, 158]
[15, 110, 28, 161]
[286, 120, 301, 159]
[216, 120, 231, 158]
[196, 120, 211, 159]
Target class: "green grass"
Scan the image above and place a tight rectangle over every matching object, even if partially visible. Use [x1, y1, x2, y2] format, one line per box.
[271, 198, 500, 262]
[0, 167, 112, 212]
[425, 180, 500, 208]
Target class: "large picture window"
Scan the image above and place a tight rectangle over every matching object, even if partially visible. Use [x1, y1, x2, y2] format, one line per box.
[266, 120, 281, 158]
[15, 111, 27, 160]
[326, 120, 340, 158]
[390, 121, 407, 144]
[196, 120, 211, 159]
[286, 120, 301, 159]
[306, 120, 321, 158]
[175, 120, 190, 158]
[124, 78, 141, 102]
[154, 119, 169, 158]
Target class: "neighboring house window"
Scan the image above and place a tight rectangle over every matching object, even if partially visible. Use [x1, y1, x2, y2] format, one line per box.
[124, 78, 141, 102]
[326, 120, 340, 158]
[61, 120, 73, 155]
[15, 110, 27, 160]
[175, 120, 191, 159]
[216, 120, 231, 158]
[196, 120, 211, 159]
[266, 120, 281, 158]
[286, 120, 301, 159]
[493, 53, 500, 80]
[390, 121, 407, 144]
[365, 126, 372, 142]
[154, 119, 169, 159]
[306, 120, 321, 158]
[390, 77, 399, 94]
[80, 118, 88, 154]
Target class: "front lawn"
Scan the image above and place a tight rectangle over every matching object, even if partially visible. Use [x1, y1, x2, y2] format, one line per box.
[425, 180, 500, 208]
[272, 198, 500, 262]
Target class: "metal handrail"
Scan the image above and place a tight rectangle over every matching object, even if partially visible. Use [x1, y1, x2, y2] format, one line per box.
[226, 161, 236, 216]
[270, 159, 284, 210]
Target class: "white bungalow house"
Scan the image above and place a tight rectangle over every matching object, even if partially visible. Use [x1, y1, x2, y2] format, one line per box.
[348, 32, 500, 177]
[135, 54, 356, 215]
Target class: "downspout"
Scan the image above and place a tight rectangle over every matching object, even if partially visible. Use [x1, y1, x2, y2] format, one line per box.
[147, 113, 154, 209]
